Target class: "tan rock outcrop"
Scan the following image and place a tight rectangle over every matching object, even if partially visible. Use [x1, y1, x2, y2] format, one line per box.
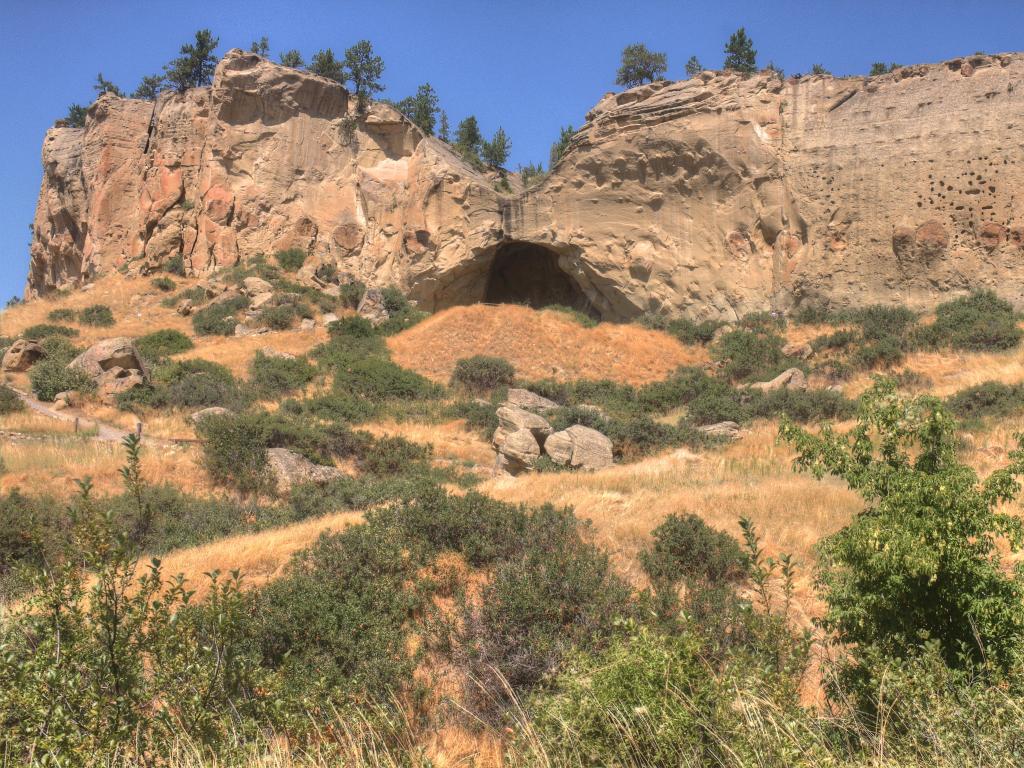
[266, 447, 345, 494]
[27, 50, 1024, 320]
[2, 340, 45, 372]
[68, 337, 147, 379]
[749, 367, 808, 392]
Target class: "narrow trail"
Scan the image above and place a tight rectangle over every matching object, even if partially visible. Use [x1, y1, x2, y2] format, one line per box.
[5, 386, 187, 448]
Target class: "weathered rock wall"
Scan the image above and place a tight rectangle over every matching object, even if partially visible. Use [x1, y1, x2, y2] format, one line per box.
[25, 50, 1024, 321]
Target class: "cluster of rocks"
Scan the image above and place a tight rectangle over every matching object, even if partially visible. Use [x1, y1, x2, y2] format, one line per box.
[491, 388, 613, 475]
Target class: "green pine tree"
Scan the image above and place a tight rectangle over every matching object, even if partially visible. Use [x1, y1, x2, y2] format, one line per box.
[723, 27, 757, 74]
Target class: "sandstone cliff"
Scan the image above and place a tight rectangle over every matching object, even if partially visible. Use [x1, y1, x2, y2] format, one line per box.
[26, 50, 1024, 321]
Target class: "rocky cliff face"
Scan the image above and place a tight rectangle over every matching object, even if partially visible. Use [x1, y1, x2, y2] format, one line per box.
[26, 49, 1024, 321]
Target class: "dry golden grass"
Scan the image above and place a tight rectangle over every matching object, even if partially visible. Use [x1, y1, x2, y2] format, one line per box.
[361, 418, 495, 466]
[88, 403, 196, 440]
[0, 438, 215, 498]
[0, 409, 81, 434]
[843, 347, 1024, 398]
[151, 510, 363, 601]
[388, 304, 707, 385]
[0, 272, 193, 344]
[482, 422, 862, 622]
[179, 326, 329, 377]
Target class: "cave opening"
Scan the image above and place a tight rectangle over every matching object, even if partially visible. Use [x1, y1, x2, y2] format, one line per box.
[482, 240, 595, 316]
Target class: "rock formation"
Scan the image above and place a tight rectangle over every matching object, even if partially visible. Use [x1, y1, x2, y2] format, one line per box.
[26, 50, 1024, 320]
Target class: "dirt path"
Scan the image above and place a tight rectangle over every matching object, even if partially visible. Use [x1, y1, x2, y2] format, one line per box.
[6, 386, 184, 447]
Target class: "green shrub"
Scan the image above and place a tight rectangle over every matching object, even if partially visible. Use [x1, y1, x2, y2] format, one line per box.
[528, 629, 712, 766]
[747, 387, 856, 423]
[251, 520, 419, 708]
[29, 359, 94, 402]
[739, 310, 786, 333]
[151, 276, 176, 292]
[640, 313, 723, 344]
[77, 304, 115, 327]
[925, 290, 1022, 351]
[259, 303, 299, 330]
[248, 352, 315, 398]
[274, 248, 307, 272]
[946, 381, 1024, 422]
[447, 399, 499, 436]
[134, 329, 193, 361]
[851, 336, 906, 369]
[46, 308, 76, 322]
[357, 435, 431, 475]
[791, 304, 836, 325]
[781, 378, 1024, 679]
[338, 281, 366, 308]
[683, 380, 748, 425]
[281, 392, 378, 424]
[335, 356, 436, 401]
[21, 323, 78, 340]
[164, 253, 186, 275]
[376, 287, 428, 335]
[121, 358, 248, 412]
[191, 295, 248, 336]
[712, 329, 796, 383]
[0, 386, 24, 415]
[196, 412, 271, 494]
[456, 505, 633, 713]
[450, 355, 515, 392]
[160, 285, 207, 309]
[847, 304, 917, 342]
[811, 329, 859, 352]
[641, 514, 746, 590]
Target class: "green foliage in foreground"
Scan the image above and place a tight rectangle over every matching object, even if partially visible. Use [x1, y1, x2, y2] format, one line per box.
[0, 386, 23, 416]
[782, 378, 1024, 683]
[450, 355, 515, 393]
[134, 328, 193, 361]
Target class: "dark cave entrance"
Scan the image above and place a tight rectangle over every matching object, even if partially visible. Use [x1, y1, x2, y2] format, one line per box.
[482, 241, 595, 316]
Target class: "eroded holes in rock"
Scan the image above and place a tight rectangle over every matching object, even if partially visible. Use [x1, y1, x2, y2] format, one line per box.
[482, 241, 596, 316]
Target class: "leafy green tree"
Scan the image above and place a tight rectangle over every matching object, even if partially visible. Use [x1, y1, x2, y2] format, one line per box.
[870, 61, 900, 75]
[279, 49, 304, 69]
[131, 74, 164, 100]
[615, 43, 668, 88]
[396, 82, 439, 135]
[343, 40, 385, 113]
[93, 73, 123, 97]
[309, 48, 344, 82]
[65, 104, 87, 128]
[723, 27, 757, 74]
[481, 126, 511, 167]
[549, 124, 574, 167]
[685, 55, 703, 76]
[164, 29, 220, 92]
[781, 378, 1024, 675]
[249, 36, 269, 57]
[438, 110, 450, 142]
[455, 115, 483, 160]
[519, 162, 545, 186]
[811, 63, 830, 75]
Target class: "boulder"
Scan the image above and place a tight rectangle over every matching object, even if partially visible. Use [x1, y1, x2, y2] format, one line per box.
[357, 288, 389, 326]
[544, 425, 614, 470]
[494, 405, 553, 447]
[2, 339, 45, 372]
[69, 337, 147, 380]
[711, 324, 735, 343]
[249, 291, 275, 310]
[698, 421, 742, 440]
[258, 347, 295, 360]
[234, 324, 269, 337]
[782, 341, 814, 360]
[266, 448, 345, 494]
[242, 276, 274, 296]
[322, 312, 339, 325]
[54, 390, 81, 408]
[504, 388, 559, 413]
[494, 427, 541, 473]
[211, 288, 244, 305]
[190, 406, 232, 423]
[176, 299, 194, 316]
[300, 318, 316, 330]
[748, 367, 807, 392]
[96, 366, 146, 404]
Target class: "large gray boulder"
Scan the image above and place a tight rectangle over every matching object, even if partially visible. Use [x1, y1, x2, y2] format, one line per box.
[494, 428, 542, 474]
[2, 339, 45, 372]
[96, 366, 146, 405]
[698, 421, 742, 440]
[68, 337, 148, 380]
[504, 388, 559, 413]
[190, 406, 233, 424]
[266, 448, 345, 494]
[356, 288, 389, 326]
[242, 276, 274, 296]
[748, 367, 807, 392]
[494, 405, 552, 445]
[544, 425, 614, 470]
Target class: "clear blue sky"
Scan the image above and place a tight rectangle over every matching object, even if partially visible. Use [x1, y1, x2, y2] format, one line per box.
[2, 0, 1023, 302]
